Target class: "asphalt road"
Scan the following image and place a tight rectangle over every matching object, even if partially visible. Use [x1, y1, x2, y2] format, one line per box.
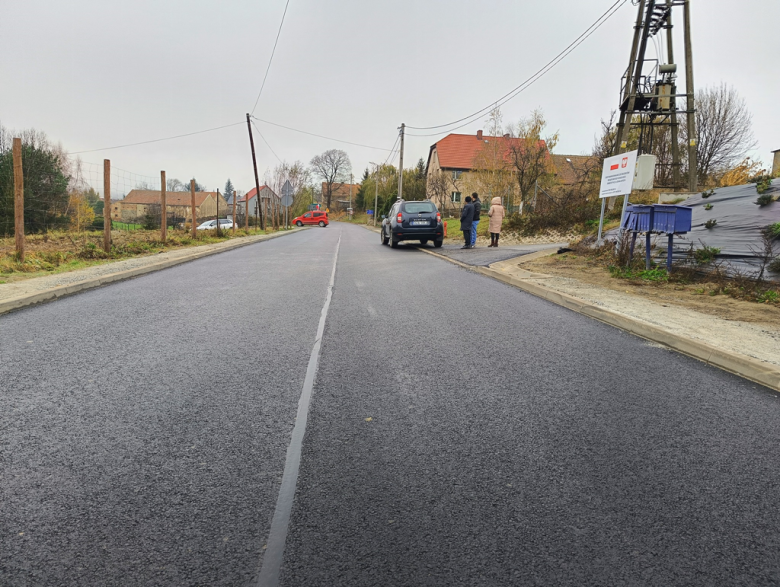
[2, 223, 779, 586]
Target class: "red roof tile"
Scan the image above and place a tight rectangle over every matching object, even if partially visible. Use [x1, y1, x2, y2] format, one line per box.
[430, 133, 546, 170]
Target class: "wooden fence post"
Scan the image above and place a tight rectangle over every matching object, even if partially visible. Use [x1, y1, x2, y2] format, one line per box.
[12, 138, 24, 261]
[245, 194, 249, 231]
[190, 179, 197, 238]
[232, 190, 237, 234]
[103, 159, 111, 253]
[161, 170, 167, 242]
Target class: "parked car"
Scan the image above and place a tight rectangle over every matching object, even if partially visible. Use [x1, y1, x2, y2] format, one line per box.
[381, 199, 443, 248]
[196, 219, 234, 231]
[292, 210, 329, 227]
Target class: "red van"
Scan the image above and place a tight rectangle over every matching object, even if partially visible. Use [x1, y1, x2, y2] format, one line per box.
[293, 211, 329, 227]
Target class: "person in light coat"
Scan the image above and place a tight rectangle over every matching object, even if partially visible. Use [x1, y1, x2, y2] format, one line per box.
[487, 196, 505, 247]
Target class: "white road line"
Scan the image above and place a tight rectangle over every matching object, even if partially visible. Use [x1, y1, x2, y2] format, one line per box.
[257, 231, 342, 587]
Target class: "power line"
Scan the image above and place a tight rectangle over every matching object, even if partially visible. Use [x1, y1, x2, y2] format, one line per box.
[406, 0, 630, 134]
[251, 116, 393, 151]
[251, 120, 283, 163]
[69, 122, 245, 154]
[250, 0, 292, 115]
[383, 133, 401, 166]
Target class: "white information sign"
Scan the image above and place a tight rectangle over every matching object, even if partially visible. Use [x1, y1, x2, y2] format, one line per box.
[599, 150, 638, 198]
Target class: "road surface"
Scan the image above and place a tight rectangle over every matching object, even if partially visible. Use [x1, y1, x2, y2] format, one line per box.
[1, 223, 778, 586]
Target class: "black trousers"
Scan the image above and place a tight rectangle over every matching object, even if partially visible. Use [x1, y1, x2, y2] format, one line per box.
[463, 230, 470, 246]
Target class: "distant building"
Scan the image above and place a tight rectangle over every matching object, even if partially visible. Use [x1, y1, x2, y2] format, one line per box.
[112, 190, 227, 221]
[426, 130, 597, 211]
[238, 186, 279, 218]
[322, 183, 361, 210]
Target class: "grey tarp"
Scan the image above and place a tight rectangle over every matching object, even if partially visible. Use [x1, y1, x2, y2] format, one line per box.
[608, 179, 779, 280]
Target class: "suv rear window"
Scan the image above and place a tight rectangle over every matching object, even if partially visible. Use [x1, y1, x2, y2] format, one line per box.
[402, 202, 436, 214]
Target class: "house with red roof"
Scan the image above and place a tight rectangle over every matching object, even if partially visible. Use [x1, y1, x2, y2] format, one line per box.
[426, 130, 597, 211]
[238, 185, 279, 218]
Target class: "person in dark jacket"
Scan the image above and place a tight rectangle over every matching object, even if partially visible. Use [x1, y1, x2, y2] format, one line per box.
[460, 196, 475, 249]
[471, 193, 481, 247]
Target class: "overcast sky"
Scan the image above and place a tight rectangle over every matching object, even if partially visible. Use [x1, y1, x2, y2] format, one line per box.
[3, 0, 778, 195]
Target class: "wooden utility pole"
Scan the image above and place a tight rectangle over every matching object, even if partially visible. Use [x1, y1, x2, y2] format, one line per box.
[103, 159, 111, 253]
[12, 138, 24, 261]
[190, 179, 197, 238]
[683, 0, 697, 192]
[246, 113, 265, 230]
[232, 190, 237, 234]
[245, 193, 249, 231]
[398, 123, 405, 200]
[161, 170, 167, 242]
[216, 188, 221, 236]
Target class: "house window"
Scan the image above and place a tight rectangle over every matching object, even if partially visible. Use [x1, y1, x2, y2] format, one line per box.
[451, 170, 463, 181]
[451, 192, 462, 203]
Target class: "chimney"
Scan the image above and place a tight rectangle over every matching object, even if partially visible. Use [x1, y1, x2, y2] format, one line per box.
[476, 130, 483, 140]
[773, 149, 780, 177]
[503, 134, 510, 139]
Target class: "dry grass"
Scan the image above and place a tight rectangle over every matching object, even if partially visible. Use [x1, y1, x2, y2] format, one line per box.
[0, 227, 275, 283]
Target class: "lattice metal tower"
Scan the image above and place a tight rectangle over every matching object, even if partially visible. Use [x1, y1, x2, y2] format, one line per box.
[613, 0, 697, 192]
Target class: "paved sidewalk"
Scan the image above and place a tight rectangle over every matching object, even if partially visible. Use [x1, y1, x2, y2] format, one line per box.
[0, 229, 304, 313]
[429, 242, 566, 266]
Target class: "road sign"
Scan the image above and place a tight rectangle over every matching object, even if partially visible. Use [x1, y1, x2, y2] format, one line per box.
[281, 194, 293, 207]
[367, 209, 373, 215]
[599, 150, 638, 198]
[281, 180, 294, 198]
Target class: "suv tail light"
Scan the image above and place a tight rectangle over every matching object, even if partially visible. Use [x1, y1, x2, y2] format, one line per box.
[436, 212, 441, 223]
[397, 212, 403, 225]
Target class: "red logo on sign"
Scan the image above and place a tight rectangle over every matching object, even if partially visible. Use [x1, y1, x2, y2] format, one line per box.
[621, 157, 628, 168]
[610, 164, 619, 171]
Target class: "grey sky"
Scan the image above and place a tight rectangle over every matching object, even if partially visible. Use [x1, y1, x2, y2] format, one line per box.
[4, 0, 778, 195]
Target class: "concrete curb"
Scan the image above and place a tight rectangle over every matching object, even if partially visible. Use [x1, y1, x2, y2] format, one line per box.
[417, 246, 780, 392]
[0, 228, 306, 316]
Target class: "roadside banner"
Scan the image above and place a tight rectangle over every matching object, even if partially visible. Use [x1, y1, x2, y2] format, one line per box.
[599, 150, 638, 198]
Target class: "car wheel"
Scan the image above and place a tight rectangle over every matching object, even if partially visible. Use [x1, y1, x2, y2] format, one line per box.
[420, 240, 429, 245]
[391, 237, 399, 249]
[296, 221, 303, 227]
[318, 221, 325, 227]
[434, 239, 443, 248]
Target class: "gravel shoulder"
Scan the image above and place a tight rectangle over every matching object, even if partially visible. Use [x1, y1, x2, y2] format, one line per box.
[501, 254, 780, 368]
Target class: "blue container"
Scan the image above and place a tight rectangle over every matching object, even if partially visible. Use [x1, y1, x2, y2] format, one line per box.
[652, 205, 692, 234]
[621, 205, 654, 232]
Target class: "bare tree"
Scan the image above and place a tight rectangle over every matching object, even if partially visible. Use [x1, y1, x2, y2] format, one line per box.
[167, 178, 187, 192]
[470, 108, 517, 210]
[507, 109, 559, 210]
[264, 161, 312, 225]
[685, 83, 757, 185]
[310, 149, 351, 209]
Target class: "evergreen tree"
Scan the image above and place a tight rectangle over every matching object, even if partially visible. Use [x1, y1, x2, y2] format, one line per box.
[224, 178, 234, 201]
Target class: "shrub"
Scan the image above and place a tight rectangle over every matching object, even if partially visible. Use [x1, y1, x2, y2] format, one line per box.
[753, 175, 773, 194]
[704, 203, 713, 210]
[694, 245, 721, 264]
[768, 223, 780, 238]
[755, 193, 774, 206]
[701, 189, 715, 199]
[705, 219, 717, 229]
